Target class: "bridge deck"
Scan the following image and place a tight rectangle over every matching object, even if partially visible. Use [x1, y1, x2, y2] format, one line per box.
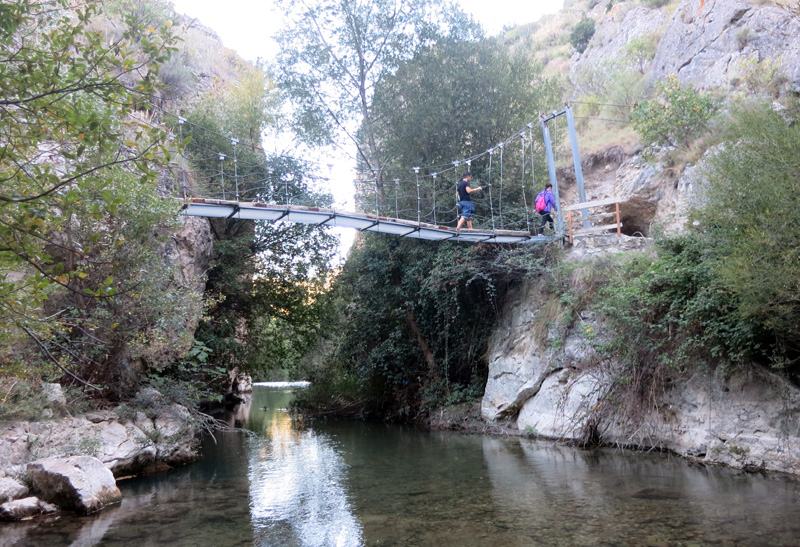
[180, 198, 541, 244]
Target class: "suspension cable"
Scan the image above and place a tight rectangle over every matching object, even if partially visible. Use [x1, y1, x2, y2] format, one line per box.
[487, 148, 496, 231]
[413, 167, 421, 225]
[520, 131, 530, 233]
[498, 143, 504, 229]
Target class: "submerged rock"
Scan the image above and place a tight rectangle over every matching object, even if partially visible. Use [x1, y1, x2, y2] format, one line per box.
[0, 496, 58, 521]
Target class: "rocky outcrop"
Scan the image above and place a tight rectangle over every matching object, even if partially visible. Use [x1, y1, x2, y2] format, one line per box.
[570, 5, 667, 94]
[572, 0, 800, 96]
[651, 0, 800, 93]
[0, 391, 199, 480]
[26, 456, 121, 515]
[481, 274, 800, 476]
[0, 476, 28, 502]
[0, 389, 201, 517]
[163, 215, 213, 293]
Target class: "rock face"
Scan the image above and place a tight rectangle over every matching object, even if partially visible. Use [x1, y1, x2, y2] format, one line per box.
[27, 456, 121, 515]
[0, 394, 199, 480]
[572, 0, 800, 95]
[481, 273, 800, 476]
[163, 215, 213, 293]
[651, 0, 800, 93]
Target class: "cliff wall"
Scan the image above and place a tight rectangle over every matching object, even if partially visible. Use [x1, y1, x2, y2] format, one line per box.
[481, 0, 800, 475]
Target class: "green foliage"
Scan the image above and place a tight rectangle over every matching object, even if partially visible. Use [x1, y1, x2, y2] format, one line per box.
[180, 94, 338, 378]
[273, 0, 482, 186]
[597, 235, 760, 371]
[640, 0, 672, 8]
[369, 34, 561, 231]
[631, 75, 720, 150]
[295, 235, 552, 420]
[591, 234, 769, 420]
[0, 0, 193, 395]
[694, 100, 800, 372]
[623, 34, 660, 74]
[569, 16, 595, 54]
[736, 55, 787, 98]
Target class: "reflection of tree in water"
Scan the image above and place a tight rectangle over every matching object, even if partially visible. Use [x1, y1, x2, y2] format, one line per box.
[483, 437, 800, 545]
[248, 388, 362, 546]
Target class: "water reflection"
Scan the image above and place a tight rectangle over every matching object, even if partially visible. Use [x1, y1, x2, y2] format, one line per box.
[3, 384, 799, 547]
[246, 385, 362, 547]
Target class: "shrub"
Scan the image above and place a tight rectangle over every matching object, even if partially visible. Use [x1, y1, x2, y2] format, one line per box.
[694, 100, 800, 374]
[631, 75, 719, 150]
[569, 16, 596, 54]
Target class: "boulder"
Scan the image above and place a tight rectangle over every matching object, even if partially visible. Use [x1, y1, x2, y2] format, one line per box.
[0, 476, 28, 502]
[27, 456, 122, 514]
[0, 496, 58, 521]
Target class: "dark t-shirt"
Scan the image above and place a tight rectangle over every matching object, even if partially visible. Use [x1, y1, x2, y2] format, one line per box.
[457, 180, 471, 202]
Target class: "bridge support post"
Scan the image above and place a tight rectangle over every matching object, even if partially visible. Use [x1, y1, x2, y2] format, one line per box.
[540, 115, 564, 237]
[565, 106, 590, 230]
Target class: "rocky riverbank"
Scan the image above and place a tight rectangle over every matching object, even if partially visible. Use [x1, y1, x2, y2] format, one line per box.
[0, 387, 200, 520]
[478, 239, 800, 477]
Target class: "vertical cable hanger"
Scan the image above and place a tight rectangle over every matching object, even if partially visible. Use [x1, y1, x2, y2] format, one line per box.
[413, 167, 421, 225]
[520, 130, 530, 233]
[178, 117, 186, 199]
[218, 153, 226, 200]
[498, 143, 504, 229]
[230, 138, 239, 201]
[431, 172, 438, 226]
[394, 179, 400, 219]
[487, 148, 496, 231]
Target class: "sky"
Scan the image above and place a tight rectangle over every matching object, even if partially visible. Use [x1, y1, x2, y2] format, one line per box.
[167, 0, 565, 256]
[170, 0, 565, 62]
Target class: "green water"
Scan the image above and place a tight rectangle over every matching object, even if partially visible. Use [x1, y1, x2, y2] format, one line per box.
[3, 383, 799, 546]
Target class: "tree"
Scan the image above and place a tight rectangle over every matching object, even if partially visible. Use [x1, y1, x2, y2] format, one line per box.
[179, 91, 339, 377]
[368, 34, 561, 231]
[569, 15, 595, 54]
[631, 75, 719, 151]
[0, 0, 181, 391]
[694, 101, 800, 371]
[272, 0, 481, 198]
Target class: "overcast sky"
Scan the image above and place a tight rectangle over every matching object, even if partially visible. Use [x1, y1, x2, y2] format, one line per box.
[170, 0, 565, 62]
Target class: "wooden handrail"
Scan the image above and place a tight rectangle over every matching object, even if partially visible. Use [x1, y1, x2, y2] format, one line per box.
[565, 198, 622, 244]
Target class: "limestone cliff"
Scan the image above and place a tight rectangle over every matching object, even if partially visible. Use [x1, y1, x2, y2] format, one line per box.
[481, 0, 800, 475]
[482, 255, 800, 475]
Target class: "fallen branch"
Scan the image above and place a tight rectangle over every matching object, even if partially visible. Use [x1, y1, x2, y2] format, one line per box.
[22, 326, 103, 392]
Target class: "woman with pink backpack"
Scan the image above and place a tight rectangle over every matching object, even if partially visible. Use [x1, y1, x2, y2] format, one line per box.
[535, 183, 557, 236]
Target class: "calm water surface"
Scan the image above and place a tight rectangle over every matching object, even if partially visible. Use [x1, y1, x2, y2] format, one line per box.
[3, 383, 799, 546]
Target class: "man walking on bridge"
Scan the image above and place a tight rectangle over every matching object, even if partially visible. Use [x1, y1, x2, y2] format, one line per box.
[456, 172, 482, 232]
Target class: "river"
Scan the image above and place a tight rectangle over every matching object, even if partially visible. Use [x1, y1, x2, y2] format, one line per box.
[4, 383, 799, 546]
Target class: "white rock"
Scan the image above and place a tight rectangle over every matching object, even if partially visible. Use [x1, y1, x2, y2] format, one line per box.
[27, 456, 122, 514]
[0, 476, 29, 502]
[0, 496, 58, 521]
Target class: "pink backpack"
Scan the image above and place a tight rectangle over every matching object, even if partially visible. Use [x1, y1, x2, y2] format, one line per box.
[535, 193, 546, 212]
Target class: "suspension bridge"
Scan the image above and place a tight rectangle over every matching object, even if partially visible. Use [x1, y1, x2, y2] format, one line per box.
[179, 105, 620, 244]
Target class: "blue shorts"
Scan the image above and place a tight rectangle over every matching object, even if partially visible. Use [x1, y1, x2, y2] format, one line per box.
[460, 201, 475, 219]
